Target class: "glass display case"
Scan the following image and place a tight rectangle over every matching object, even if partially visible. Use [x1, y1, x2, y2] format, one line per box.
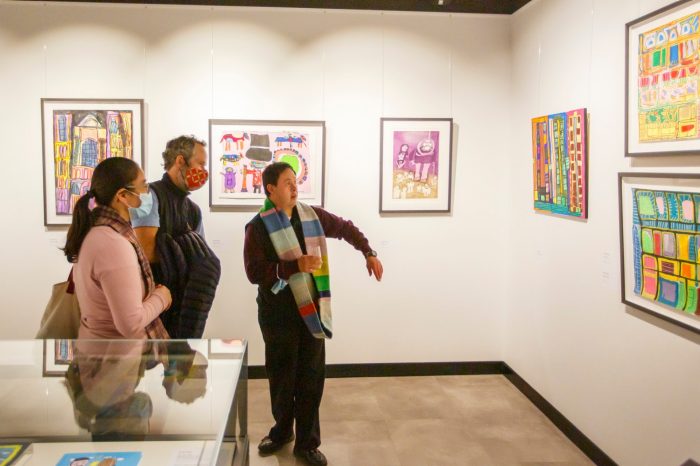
[0, 339, 248, 466]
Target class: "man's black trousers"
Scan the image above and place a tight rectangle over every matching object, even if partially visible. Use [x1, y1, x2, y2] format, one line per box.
[260, 314, 325, 450]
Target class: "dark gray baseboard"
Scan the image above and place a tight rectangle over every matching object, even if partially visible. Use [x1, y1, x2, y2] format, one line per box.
[501, 363, 616, 466]
[248, 361, 503, 379]
[249, 361, 617, 465]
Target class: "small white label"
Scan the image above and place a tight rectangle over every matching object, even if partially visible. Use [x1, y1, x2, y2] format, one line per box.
[169, 448, 201, 466]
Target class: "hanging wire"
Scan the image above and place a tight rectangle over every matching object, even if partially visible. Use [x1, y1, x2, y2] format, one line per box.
[587, 0, 595, 108]
[322, 9, 327, 121]
[142, 5, 147, 102]
[43, 3, 48, 96]
[449, 13, 454, 117]
[381, 10, 385, 117]
[210, 6, 215, 118]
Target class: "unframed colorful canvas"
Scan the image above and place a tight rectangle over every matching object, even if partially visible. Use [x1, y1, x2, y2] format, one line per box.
[531, 108, 587, 218]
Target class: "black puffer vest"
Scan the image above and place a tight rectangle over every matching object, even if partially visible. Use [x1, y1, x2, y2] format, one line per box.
[150, 173, 221, 338]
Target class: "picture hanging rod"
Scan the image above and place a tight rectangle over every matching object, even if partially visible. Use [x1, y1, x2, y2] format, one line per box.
[27, 0, 532, 15]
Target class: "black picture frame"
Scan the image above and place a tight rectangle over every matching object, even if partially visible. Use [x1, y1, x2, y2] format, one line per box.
[208, 119, 326, 210]
[42, 339, 74, 377]
[41, 98, 145, 226]
[625, 0, 700, 157]
[379, 117, 453, 213]
[618, 172, 700, 335]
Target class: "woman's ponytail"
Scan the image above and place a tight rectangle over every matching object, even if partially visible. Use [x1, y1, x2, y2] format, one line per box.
[62, 191, 94, 263]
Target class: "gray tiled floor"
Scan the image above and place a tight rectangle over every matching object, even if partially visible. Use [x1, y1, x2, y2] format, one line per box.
[247, 375, 593, 466]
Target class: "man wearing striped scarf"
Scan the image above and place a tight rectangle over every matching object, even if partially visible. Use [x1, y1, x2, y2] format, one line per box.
[244, 162, 383, 466]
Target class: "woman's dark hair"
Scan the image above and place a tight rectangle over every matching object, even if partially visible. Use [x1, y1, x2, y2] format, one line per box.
[262, 162, 296, 196]
[63, 157, 140, 263]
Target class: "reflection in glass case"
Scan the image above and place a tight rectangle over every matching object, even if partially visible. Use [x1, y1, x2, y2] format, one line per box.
[1, 339, 248, 465]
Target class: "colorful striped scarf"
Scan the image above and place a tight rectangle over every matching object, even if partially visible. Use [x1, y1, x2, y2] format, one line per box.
[93, 205, 170, 340]
[259, 199, 332, 339]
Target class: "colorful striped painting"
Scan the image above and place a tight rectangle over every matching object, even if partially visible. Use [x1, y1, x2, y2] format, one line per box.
[531, 108, 587, 218]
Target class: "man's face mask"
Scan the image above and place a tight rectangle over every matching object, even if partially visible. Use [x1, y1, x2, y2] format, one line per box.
[185, 167, 208, 191]
[181, 165, 209, 191]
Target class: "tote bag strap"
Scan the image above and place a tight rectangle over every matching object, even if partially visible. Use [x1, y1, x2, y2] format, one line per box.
[67, 268, 75, 294]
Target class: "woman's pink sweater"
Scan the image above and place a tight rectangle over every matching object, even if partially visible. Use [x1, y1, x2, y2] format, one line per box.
[74, 226, 168, 339]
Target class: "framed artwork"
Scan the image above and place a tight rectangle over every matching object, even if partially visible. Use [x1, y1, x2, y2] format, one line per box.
[42, 339, 75, 377]
[619, 172, 700, 334]
[41, 98, 144, 226]
[379, 118, 453, 213]
[54, 339, 75, 365]
[626, 0, 700, 156]
[531, 108, 588, 218]
[208, 119, 325, 209]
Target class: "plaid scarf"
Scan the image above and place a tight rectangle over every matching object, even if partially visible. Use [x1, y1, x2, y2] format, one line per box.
[93, 206, 169, 339]
[260, 199, 332, 339]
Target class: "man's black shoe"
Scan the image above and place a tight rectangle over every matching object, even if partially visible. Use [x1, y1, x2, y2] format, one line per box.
[257, 434, 294, 455]
[293, 448, 328, 466]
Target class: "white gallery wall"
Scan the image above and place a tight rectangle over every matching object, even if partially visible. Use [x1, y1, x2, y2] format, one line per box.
[0, 2, 511, 365]
[507, 0, 700, 464]
[2, 0, 700, 463]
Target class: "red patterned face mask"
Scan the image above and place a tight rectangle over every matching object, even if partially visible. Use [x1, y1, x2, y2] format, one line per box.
[183, 167, 209, 191]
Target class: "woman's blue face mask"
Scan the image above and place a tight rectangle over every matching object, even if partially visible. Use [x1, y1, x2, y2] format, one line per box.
[126, 189, 154, 219]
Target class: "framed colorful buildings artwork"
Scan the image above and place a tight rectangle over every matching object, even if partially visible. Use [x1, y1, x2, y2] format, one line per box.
[626, 0, 700, 156]
[42, 339, 74, 376]
[41, 99, 144, 226]
[619, 172, 700, 334]
[531, 108, 588, 218]
[208, 120, 325, 208]
[379, 118, 453, 213]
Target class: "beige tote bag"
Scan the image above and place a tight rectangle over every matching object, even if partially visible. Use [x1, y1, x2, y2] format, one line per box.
[36, 270, 81, 339]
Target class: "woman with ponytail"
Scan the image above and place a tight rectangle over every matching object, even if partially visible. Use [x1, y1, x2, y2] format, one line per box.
[63, 157, 172, 339]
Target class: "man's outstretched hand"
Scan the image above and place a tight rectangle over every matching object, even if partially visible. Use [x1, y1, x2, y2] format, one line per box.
[366, 257, 383, 282]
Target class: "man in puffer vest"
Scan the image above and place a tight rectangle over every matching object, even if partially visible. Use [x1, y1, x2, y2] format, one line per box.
[131, 135, 221, 338]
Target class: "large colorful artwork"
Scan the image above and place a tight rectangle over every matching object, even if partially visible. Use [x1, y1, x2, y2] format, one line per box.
[626, 0, 700, 156]
[531, 108, 587, 218]
[619, 173, 700, 335]
[209, 120, 325, 208]
[41, 99, 143, 226]
[380, 118, 453, 213]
